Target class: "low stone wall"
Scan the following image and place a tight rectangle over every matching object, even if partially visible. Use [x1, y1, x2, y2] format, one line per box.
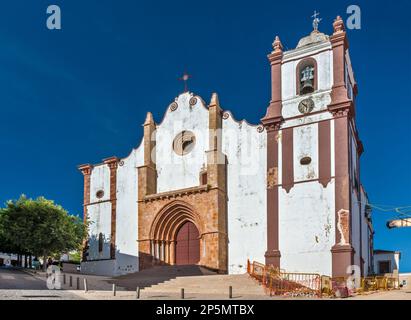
[62, 263, 79, 274]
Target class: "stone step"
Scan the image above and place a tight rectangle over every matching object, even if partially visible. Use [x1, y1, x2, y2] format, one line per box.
[142, 274, 265, 295]
[110, 265, 218, 290]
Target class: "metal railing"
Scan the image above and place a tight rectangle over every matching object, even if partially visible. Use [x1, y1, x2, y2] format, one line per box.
[247, 260, 322, 298]
[246, 259, 400, 298]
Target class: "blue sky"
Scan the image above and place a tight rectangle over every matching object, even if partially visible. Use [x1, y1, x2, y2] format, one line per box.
[0, 0, 410, 271]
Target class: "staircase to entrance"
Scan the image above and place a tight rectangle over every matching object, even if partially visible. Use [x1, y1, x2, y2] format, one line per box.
[109, 265, 265, 298]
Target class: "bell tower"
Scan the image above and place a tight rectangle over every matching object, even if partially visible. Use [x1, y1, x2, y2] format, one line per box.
[262, 14, 364, 277]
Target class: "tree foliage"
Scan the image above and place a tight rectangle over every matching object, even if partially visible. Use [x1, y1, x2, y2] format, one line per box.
[0, 195, 87, 261]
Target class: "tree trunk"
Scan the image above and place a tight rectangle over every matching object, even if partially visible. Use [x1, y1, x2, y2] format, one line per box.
[29, 255, 32, 269]
[43, 253, 47, 272]
[24, 254, 27, 268]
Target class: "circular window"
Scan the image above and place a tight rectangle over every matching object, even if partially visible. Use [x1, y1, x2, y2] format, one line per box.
[96, 190, 105, 199]
[173, 131, 196, 156]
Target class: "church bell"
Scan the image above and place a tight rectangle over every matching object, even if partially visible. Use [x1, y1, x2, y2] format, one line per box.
[301, 78, 314, 94]
[300, 65, 315, 95]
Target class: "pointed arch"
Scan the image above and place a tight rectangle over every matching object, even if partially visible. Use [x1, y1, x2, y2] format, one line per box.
[148, 200, 203, 266]
[150, 200, 203, 241]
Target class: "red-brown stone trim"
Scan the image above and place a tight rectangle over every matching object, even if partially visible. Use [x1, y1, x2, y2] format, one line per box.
[327, 16, 353, 117]
[328, 16, 356, 278]
[261, 36, 284, 269]
[264, 127, 281, 268]
[149, 201, 203, 242]
[78, 163, 93, 261]
[318, 120, 331, 187]
[332, 115, 354, 277]
[281, 127, 294, 193]
[78, 164, 93, 220]
[142, 185, 210, 203]
[261, 36, 284, 126]
[103, 156, 119, 259]
[296, 57, 318, 96]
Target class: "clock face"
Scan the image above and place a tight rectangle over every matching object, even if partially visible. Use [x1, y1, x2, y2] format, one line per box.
[298, 98, 314, 114]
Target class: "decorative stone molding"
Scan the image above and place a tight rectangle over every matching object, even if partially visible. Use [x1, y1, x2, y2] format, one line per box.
[78, 164, 93, 176]
[263, 121, 282, 132]
[138, 187, 228, 272]
[169, 101, 178, 112]
[333, 16, 345, 34]
[78, 163, 93, 262]
[189, 96, 198, 106]
[142, 185, 210, 203]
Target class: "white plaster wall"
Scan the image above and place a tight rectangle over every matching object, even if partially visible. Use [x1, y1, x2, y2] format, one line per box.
[349, 131, 362, 271]
[222, 116, 267, 274]
[156, 93, 209, 193]
[80, 260, 116, 276]
[293, 123, 319, 182]
[86, 202, 112, 260]
[360, 188, 371, 276]
[281, 92, 333, 123]
[115, 142, 144, 275]
[279, 180, 335, 276]
[351, 190, 361, 270]
[90, 164, 111, 203]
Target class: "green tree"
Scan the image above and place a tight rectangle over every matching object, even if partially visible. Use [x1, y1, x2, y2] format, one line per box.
[0, 195, 87, 270]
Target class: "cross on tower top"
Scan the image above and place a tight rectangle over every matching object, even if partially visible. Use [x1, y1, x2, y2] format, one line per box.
[178, 72, 192, 93]
[312, 10, 322, 32]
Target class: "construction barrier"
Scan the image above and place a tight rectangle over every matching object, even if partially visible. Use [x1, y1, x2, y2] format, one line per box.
[268, 271, 322, 297]
[246, 260, 400, 298]
[247, 260, 321, 298]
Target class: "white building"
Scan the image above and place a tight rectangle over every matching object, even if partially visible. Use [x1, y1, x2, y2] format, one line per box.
[374, 249, 401, 275]
[78, 16, 374, 277]
[0, 253, 18, 266]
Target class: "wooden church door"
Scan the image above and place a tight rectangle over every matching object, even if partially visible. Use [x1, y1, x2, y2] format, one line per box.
[175, 221, 200, 265]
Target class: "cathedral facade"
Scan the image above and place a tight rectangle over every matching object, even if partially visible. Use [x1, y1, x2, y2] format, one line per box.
[79, 16, 374, 277]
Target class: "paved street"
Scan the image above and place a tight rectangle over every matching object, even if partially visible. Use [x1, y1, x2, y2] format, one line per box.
[1, 267, 410, 300]
[0, 267, 84, 300]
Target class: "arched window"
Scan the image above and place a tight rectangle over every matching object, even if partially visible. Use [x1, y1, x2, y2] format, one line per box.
[98, 233, 104, 253]
[296, 58, 318, 95]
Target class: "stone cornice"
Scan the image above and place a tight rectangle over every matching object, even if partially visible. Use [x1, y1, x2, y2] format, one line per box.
[141, 185, 212, 203]
[78, 164, 93, 175]
[261, 116, 283, 131]
[328, 100, 354, 118]
[103, 156, 119, 169]
[283, 41, 331, 61]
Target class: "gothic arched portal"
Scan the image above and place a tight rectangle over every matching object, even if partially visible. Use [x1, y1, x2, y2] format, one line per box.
[148, 201, 202, 266]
